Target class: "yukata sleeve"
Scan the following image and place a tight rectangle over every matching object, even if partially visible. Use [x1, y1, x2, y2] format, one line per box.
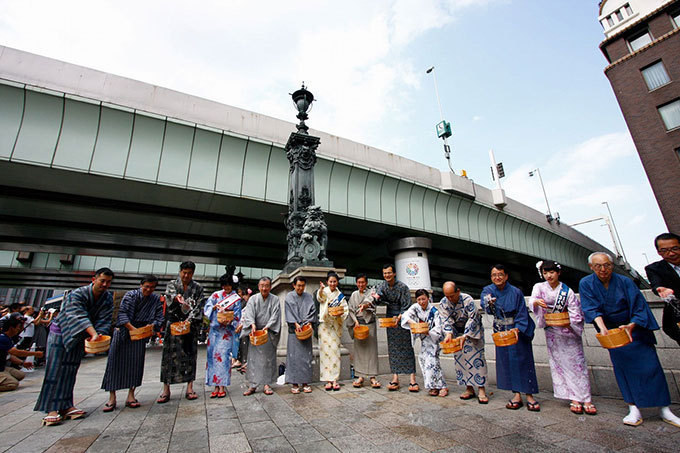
[462, 295, 483, 340]
[117, 291, 136, 327]
[529, 284, 546, 318]
[189, 285, 205, 322]
[152, 294, 164, 330]
[512, 291, 535, 340]
[231, 299, 242, 329]
[480, 286, 495, 315]
[240, 298, 256, 338]
[566, 290, 585, 337]
[400, 304, 418, 329]
[399, 285, 412, 314]
[264, 296, 281, 334]
[578, 277, 603, 324]
[624, 278, 660, 331]
[204, 292, 218, 319]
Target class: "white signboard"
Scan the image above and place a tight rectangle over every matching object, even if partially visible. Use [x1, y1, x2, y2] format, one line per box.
[395, 255, 431, 290]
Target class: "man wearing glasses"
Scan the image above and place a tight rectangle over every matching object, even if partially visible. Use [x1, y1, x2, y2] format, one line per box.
[645, 233, 680, 345]
[579, 252, 680, 428]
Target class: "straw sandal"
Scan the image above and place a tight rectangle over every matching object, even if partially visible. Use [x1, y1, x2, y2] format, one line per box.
[387, 381, 400, 391]
[370, 378, 381, 389]
[157, 394, 170, 404]
[408, 383, 419, 393]
[570, 402, 583, 414]
[527, 401, 541, 412]
[583, 403, 597, 415]
[42, 414, 63, 426]
[63, 409, 86, 420]
[506, 400, 524, 410]
[302, 385, 313, 393]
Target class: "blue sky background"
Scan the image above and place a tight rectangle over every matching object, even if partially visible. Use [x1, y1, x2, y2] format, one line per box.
[0, 0, 665, 277]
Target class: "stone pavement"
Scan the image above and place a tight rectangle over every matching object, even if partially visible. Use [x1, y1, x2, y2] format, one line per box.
[1, 346, 679, 453]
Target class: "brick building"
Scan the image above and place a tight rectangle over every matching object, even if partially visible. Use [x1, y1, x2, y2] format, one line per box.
[598, 0, 680, 232]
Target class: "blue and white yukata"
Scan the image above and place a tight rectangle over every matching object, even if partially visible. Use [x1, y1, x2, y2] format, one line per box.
[580, 273, 670, 408]
[35, 284, 113, 412]
[481, 283, 538, 394]
[401, 302, 446, 390]
[438, 293, 487, 388]
[204, 290, 242, 387]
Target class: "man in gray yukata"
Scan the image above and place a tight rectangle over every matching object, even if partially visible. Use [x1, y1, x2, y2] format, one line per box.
[241, 277, 281, 395]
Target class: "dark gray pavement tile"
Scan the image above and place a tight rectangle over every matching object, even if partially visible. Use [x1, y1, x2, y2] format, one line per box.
[248, 436, 294, 453]
[241, 420, 282, 441]
[209, 433, 251, 453]
[294, 440, 340, 453]
[278, 423, 325, 445]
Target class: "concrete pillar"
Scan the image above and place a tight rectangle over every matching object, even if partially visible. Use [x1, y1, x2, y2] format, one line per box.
[389, 237, 432, 291]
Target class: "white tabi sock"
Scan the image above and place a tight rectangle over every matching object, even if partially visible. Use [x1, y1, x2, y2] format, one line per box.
[660, 406, 680, 428]
[623, 405, 642, 426]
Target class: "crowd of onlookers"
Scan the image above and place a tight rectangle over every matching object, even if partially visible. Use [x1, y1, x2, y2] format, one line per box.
[0, 302, 55, 391]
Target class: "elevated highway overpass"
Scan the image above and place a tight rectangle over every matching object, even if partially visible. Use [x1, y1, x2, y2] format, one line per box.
[0, 46, 633, 295]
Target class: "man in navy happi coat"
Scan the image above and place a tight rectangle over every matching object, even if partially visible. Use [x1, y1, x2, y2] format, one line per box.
[580, 252, 680, 427]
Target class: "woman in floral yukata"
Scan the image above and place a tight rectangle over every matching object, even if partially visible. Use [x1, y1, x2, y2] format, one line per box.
[401, 289, 447, 396]
[204, 273, 242, 398]
[530, 260, 596, 415]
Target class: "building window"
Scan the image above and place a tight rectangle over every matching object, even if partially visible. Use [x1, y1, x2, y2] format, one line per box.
[616, 10, 624, 21]
[672, 12, 680, 28]
[659, 100, 680, 131]
[628, 31, 652, 52]
[641, 61, 671, 91]
[624, 4, 633, 16]
[607, 16, 615, 26]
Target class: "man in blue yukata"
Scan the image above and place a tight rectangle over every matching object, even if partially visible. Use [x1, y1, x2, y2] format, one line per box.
[579, 252, 680, 427]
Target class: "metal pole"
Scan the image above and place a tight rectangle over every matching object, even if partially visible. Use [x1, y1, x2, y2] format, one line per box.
[642, 252, 650, 264]
[602, 201, 628, 264]
[534, 168, 552, 217]
[427, 66, 444, 121]
[570, 215, 622, 259]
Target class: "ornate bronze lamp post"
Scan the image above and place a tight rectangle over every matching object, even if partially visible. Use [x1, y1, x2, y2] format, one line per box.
[283, 84, 333, 273]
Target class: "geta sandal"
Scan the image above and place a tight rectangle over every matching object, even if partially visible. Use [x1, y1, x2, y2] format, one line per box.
[210, 390, 219, 398]
[370, 379, 382, 389]
[102, 403, 116, 413]
[125, 400, 141, 408]
[157, 394, 170, 404]
[438, 388, 449, 397]
[527, 401, 540, 412]
[459, 391, 475, 400]
[387, 381, 400, 391]
[353, 378, 364, 388]
[408, 383, 419, 393]
[185, 391, 198, 400]
[263, 387, 274, 395]
[506, 399, 523, 410]
[570, 402, 583, 414]
[428, 389, 439, 396]
[302, 385, 312, 393]
[291, 386, 301, 394]
[243, 387, 256, 396]
[63, 409, 86, 420]
[42, 414, 63, 426]
[477, 395, 489, 404]
[217, 391, 227, 398]
[583, 403, 597, 415]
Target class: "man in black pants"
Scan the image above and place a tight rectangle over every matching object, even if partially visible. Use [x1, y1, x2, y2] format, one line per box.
[645, 232, 680, 346]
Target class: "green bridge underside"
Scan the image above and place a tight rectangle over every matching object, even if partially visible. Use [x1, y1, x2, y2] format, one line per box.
[0, 81, 610, 294]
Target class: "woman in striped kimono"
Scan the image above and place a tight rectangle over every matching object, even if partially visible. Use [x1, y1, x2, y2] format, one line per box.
[35, 268, 114, 426]
[316, 271, 348, 391]
[101, 275, 163, 411]
[204, 274, 242, 398]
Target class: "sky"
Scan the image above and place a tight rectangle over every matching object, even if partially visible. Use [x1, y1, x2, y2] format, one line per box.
[0, 0, 667, 278]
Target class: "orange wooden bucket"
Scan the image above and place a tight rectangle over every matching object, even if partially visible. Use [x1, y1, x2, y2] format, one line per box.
[354, 325, 369, 340]
[85, 335, 111, 354]
[544, 311, 570, 327]
[378, 317, 398, 328]
[410, 322, 429, 335]
[250, 329, 269, 346]
[328, 305, 345, 317]
[130, 325, 153, 341]
[492, 329, 518, 347]
[596, 327, 632, 349]
[217, 311, 234, 324]
[440, 336, 464, 354]
[295, 324, 313, 340]
[170, 320, 191, 336]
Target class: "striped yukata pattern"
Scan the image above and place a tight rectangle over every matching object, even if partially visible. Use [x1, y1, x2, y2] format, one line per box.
[101, 328, 147, 391]
[34, 332, 85, 412]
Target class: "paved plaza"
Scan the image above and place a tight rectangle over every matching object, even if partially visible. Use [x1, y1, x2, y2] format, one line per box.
[1, 346, 679, 453]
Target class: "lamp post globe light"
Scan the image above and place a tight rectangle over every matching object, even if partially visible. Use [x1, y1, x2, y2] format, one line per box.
[291, 84, 314, 133]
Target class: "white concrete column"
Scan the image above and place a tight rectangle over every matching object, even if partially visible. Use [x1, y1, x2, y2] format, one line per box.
[389, 237, 432, 291]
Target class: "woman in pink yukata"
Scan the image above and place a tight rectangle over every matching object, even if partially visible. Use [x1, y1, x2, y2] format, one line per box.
[529, 260, 597, 415]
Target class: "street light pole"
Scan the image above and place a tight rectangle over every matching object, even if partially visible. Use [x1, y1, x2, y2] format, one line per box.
[602, 201, 628, 264]
[426, 66, 454, 173]
[426, 66, 444, 122]
[570, 215, 622, 259]
[529, 168, 555, 223]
